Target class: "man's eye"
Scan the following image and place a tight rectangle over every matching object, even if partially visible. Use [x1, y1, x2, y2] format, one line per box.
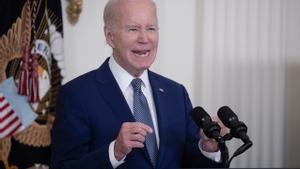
[148, 27, 157, 31]
[128, 28, 138, 32]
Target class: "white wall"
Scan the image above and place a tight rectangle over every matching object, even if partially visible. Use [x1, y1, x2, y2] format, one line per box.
[61, 0, 111, 84]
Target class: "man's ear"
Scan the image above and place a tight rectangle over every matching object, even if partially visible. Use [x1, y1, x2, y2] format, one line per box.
[104, 26, 115, 48]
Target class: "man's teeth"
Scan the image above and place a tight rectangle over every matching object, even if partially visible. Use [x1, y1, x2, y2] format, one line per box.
[133, 50, 149, 57]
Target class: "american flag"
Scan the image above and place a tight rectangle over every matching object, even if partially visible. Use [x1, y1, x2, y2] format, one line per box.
[0, 92, 22, 138]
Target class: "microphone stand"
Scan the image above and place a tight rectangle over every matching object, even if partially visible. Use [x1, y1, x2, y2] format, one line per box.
[219, 133, 253, 168]
[217, 139, 229, 168]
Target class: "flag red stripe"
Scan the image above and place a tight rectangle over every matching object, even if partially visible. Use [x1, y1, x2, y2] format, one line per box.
[0, 109, 15, 123]
[4, 122, 22, 138]
[0, 96, 4, 102]
[0, 102, 10, 112]
[0, 116, 20, 132]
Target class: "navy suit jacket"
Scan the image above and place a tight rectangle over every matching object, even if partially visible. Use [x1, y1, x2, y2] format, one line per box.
[50, 58, 222, 169]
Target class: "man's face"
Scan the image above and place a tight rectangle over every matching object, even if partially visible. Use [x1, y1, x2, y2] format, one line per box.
[105, 0, 159, 77]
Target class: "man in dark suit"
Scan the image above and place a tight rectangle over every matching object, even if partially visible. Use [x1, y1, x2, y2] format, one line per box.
[50, 0, 226, 168]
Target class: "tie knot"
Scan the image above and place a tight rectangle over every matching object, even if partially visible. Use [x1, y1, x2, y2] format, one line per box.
[131, 78, 143, 92]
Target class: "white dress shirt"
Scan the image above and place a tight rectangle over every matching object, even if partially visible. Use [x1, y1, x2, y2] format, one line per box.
[107, 56, 220, 168]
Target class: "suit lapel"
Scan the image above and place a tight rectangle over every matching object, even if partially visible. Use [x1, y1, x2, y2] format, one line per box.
[149, 72, 169, 168]
[95, 58, 135, 123]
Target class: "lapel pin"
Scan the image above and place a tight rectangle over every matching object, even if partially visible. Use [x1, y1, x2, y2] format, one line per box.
[159, 88, 164, 93]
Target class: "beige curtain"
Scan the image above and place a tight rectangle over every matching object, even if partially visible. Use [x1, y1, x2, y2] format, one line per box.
[194, 0, 287, 167]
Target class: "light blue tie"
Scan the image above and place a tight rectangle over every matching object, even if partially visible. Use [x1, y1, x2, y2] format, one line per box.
[131, 78, 158, 166]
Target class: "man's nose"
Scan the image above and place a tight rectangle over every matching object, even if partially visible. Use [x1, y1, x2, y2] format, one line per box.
[137, 30, 149, 43]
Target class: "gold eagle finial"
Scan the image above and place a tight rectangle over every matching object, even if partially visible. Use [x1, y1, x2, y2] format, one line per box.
[67, 0, 83, 24]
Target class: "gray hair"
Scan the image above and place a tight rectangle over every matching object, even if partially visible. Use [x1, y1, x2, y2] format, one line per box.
[103, 0, 118, 29]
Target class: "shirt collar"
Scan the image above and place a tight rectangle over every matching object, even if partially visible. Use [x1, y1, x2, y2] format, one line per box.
[109, 56, 150, 92]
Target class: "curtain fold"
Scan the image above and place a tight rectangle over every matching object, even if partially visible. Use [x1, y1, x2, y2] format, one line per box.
[195, 0, 286, 167]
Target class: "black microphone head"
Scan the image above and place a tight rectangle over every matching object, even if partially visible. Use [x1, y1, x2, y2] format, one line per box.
[191, 107, 222, 140]
[218, 106, 250, 143]
[217, 106, 239, 128]
[191, 106, 211, 128]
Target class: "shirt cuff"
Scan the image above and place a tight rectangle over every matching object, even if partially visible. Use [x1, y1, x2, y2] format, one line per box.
[109, 140, 126, 168]
[198, 141, 221, 163]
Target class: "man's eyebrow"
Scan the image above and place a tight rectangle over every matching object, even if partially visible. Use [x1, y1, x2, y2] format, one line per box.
[147, 24, 157, 27]
[125, 24, 157, 27]
[125, 25, 140, 28]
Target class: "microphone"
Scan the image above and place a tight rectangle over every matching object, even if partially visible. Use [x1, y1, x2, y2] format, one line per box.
[191, 107, 224, 144]
[217, 106, 251, 144]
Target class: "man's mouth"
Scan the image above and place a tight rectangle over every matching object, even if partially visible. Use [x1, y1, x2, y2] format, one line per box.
[132, 50, 150, 57]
